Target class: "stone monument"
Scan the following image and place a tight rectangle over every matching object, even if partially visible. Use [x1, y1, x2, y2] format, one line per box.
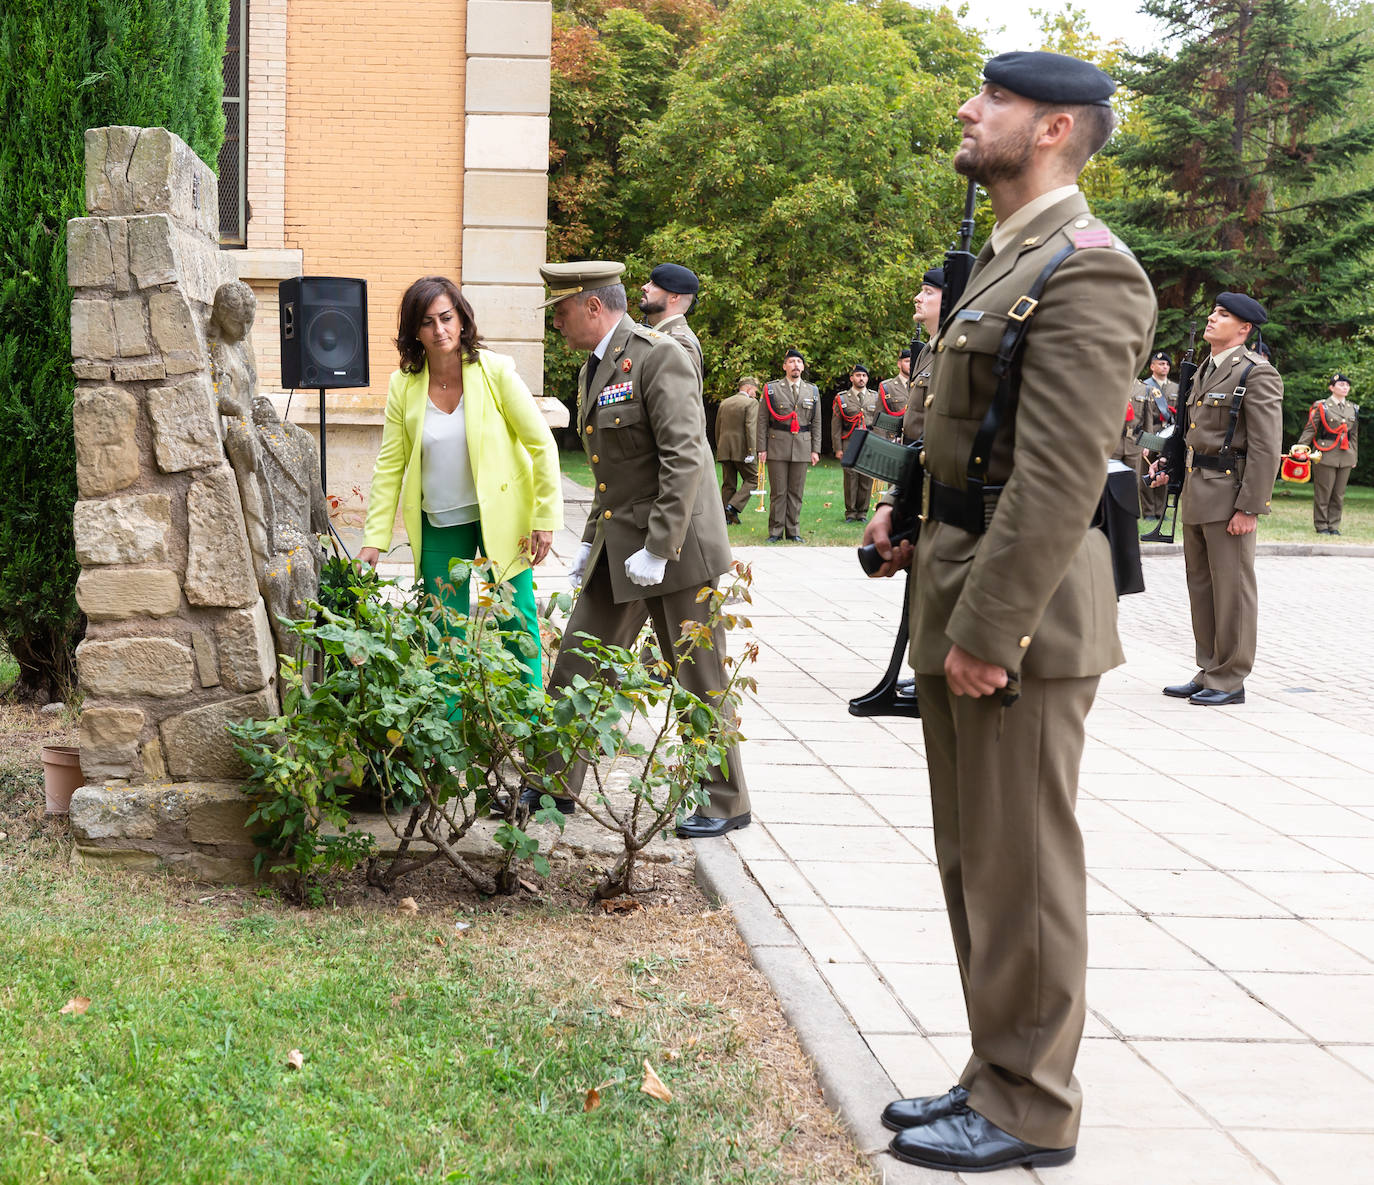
[67, 127, 323, 879]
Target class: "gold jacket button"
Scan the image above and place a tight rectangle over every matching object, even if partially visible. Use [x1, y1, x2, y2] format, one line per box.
[591, 454, 599, 463]
[614, 416, 621, 424]
[598, 482, 606, 492]
[924, 394, 934, 408]
[1019, 635, 1031, 648]
[603, 510, 612, 519]
[955, 334, 967, 348]
[585, 425, 593, 435]
[937, 342, 946, 352]
[918, 449, 927, 464]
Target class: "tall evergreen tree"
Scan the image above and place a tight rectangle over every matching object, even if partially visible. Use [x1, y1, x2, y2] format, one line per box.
[1105, 0, 1374, 435]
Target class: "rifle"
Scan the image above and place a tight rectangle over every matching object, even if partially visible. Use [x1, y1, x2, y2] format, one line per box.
[846, 181, 979, 718]
[1140, 320, 1200, 544]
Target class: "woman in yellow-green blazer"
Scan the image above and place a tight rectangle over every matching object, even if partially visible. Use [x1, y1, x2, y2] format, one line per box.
[358, 277, 562, 685]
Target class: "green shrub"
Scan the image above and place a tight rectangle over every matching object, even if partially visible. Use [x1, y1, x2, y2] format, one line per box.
[0, 0, 228, 699]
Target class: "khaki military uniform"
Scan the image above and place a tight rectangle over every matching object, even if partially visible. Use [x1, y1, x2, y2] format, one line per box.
[875, 373, 911, 441]
[832, 386, 879, 518]
[758, 378, 821, 537]
[912, 192, 1156, 1150]
[1179, 347, 1283, 692]
[901, 342, 936, 444]
[650, 312, 703, 386]
[540, 314, 748, 819]
[715, 390, 759, 515]
[1138, 376, 1178, 518]
[1296, 395, 1359, 532]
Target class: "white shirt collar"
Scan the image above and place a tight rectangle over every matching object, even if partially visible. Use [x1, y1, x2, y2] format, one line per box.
[988, 185, 1081, 257]
[593, 324, 616, 362]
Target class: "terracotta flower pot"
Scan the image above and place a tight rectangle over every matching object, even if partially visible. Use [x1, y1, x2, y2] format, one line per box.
[41, 745, 83, 815]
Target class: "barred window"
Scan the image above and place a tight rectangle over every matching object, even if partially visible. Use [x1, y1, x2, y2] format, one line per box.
[219, 0, 248, 246]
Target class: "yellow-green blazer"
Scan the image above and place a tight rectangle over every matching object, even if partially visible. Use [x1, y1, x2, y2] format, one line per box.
[362, 350, 563, 579]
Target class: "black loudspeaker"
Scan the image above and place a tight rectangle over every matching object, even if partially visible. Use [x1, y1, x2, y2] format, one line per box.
[278, 276, 370, 389]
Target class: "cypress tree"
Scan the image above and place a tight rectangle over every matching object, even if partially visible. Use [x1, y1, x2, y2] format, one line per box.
[0, 0, 227, 699]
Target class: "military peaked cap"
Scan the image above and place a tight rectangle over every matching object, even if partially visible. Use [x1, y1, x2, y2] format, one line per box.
[1215, 291, 1267, 326]
[537, 260, 625, 307]
[738, 375, 760, 388]
[648, 263, 700, 296]
[983, 51, 1115, 107]
[922, 267, 945, 288]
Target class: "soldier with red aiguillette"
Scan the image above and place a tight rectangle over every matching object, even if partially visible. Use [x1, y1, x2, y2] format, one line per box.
[1292, 373, 1359, 535]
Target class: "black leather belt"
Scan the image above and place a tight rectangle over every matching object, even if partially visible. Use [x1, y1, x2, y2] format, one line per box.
[1189, 449, 1246, 471]
[921, 473, 1004, 533]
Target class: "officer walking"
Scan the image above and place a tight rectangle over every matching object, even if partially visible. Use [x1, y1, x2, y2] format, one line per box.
[864, 52, 1157, 1173]
[716, 375, 760, 524]
[758, 348, 821, 542]
[1156, 292, 1283, 705]
[532, 260, 750, 839]
[638, 263, 703, 383]
[833, 364, 879, 521]
[1293, 373, 1359, 534]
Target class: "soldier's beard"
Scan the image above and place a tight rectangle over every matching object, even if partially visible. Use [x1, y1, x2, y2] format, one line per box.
[954, 121, 1037, 186]
[639, 294, 666, 316]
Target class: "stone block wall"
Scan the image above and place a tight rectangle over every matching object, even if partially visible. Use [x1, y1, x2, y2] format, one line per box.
[70, 127, 280, 788]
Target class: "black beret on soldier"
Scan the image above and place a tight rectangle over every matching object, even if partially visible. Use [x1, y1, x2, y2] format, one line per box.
[1150, 350, 1171, 363]
[851, 363, 869, 375]
[784, 347, 804, 361]
[648, 262, 700, 296]
[982, 51, 1115, 107]
[1332, 373, 1351, 384]
[899, 348, 912, 360]
[1215, 291, 1268, 326]
[922, 267, 945, 288]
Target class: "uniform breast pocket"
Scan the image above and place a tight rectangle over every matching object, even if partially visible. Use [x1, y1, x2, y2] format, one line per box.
[934, 312, 1007, 420]
[1194, 392, 1235, 429]
[594, 400, 651, 461]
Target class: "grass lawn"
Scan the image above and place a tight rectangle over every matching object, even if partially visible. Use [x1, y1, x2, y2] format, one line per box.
[0, 707, 868, 1185]
[559, 447, 1374, 546]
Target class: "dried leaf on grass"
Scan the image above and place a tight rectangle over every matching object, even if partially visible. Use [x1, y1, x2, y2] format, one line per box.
[58, 997, 90, 1016]
[599, 897, 643, 915]
[640, 1059, 673, 1104]
[583, 1087, 602, 1112]
[286, 1048, 305, 1070]
[397, 897, 419, 914]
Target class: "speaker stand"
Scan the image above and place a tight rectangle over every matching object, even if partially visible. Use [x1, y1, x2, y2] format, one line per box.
[318, 387, 328, 497]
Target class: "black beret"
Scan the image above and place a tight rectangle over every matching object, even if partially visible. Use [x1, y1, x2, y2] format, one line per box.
[648, 263, 699, 296]
[922, 267, 945, 288]
[851, 363, 869, 374]
[1215, 291, 1267, 326]
[784, 347, 804, 361]
[983, 51, 1115, 107]
[899, 348, 912, 360]
[1332, 373, 1351, 384]
[1150, 351, 1171, 363]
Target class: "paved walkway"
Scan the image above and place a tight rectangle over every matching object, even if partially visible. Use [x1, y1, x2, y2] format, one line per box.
[716, 541, 1374, 1183]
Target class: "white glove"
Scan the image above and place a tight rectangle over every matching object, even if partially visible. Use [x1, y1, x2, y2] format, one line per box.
[624, 547, 668, 587]
[568, 542, 592, 587]
[744, 454, 755, 463]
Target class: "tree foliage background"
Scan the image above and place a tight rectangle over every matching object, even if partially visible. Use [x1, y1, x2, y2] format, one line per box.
[0, 0, 228, 699]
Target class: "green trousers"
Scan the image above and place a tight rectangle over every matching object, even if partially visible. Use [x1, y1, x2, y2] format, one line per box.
[419, 519, 541, 689]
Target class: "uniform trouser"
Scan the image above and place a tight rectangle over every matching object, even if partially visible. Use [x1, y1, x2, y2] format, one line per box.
[1312, 462, 1352, 531]
[766, 457, 808, 536]
[843, 467, 873, 518]
[916, 671, 1098, 1151]
[720, 459, 758, 514]
[1183, 519, 1257, 692]
[537, 556, 749, 818]
[420, 519, 541, 689]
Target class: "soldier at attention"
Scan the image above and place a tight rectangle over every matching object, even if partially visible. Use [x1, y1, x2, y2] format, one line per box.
[637, 262, 703, 385]
[757, 347, 821, 542]
[530, 260, 750, 839]
[874, 348, 912, 441]
[1137, 350, 1178, 520]
[902, 266, 944, 444]
[832, 364, 879, 521]
[863, 51, 1157, 1173]
[1292, 373, 1359, 534]
[1156, 292, 1283, 706]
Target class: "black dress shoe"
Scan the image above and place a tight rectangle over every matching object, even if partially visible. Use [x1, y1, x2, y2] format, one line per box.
[1330, 528, 1341, 535]
[1189, 687, 1245, 706]
[786, 534, 803, 542]
[518, 785, 575, 815]
[767, 534, 783, 543]
[881, 1085, 969, 1131]
[724, 505, 741, 524]
[1162, 679, 1204, 699]
[675, 811, 751, 839]
[888, 1108, 1074, 1172]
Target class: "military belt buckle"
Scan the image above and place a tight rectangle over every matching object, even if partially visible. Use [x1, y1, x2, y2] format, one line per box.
[1007, 295, 1039, 321]
[920, 472, 931, 523]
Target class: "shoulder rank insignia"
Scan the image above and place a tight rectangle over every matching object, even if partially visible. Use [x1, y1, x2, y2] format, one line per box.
[1022, 236, 1041, 247]
[597, 381, 634, 407]
[1072, 227, 1112, 249]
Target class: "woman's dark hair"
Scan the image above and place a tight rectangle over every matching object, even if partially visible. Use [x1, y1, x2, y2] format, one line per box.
[395, 276, 483, 373]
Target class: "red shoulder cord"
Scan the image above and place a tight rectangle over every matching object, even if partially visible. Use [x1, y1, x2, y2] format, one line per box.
[1313, 401, 1350, 451]
[877, 380, 901, 417]
[835, 393, 864, 440]
[763, 383, 800, 433]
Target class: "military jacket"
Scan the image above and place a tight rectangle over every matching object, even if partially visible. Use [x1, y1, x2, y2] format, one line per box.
[577, 315, 731, 603]
[874, 374, 911, 442]
[901, 342, 936, 444]
[913, 192, 1157, 678]
[1296, 395, 1359, 469]
[1124, 380, 1164, 441]
[650, 313, 703, 386]
[715, 391, 758, 461]
[1141, 376, 1179, 424]
[758, 379, 822, 461]
[831, 387, 879, 452]
[1179, 347, 1284, 526]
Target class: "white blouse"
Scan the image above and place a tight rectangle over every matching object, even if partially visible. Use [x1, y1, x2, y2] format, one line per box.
[421, 399, 479, 526]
